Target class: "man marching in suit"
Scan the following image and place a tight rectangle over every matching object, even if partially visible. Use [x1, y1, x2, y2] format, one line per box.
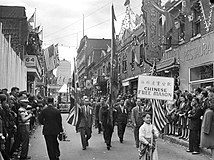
[38, 97, 63, 160]
[116, 98, 128, 143]
[76, 98, 93, 150]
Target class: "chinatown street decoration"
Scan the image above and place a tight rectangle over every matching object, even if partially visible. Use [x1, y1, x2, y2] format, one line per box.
[199, 0, 214, 32]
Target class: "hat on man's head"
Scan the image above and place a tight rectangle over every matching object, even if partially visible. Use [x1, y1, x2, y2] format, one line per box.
[47, 97, 54, 103]
[2, 88, 8, 92]
[0, 94, 6, 102]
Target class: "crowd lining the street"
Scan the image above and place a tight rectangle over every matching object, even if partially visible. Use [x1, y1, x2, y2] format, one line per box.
[0, 87, 46, 160]
[87, 86, 214, 159]
[0, 85, 213, 160]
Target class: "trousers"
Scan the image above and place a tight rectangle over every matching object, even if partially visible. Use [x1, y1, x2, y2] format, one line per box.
[44, 135, 60, 160]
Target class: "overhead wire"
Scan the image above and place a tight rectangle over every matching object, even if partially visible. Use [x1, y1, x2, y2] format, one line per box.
[45, 0, 113, 38]
[44, 3, 141, 44]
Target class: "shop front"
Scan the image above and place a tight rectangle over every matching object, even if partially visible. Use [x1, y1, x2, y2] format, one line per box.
[160, 31, 214, 92]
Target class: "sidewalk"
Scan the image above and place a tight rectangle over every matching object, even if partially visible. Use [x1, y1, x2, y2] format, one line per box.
[160, 134, 212, 156]
[127, 122, 211, 157]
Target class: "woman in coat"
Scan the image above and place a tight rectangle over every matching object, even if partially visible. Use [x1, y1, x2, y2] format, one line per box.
[200, 93, 214, 159]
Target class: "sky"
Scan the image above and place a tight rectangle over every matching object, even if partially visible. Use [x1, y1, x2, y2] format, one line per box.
[1, 0, 168, 71]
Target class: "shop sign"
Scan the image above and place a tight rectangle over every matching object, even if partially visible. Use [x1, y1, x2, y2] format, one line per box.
[122, 81, 129, 87]
[25, 55, 37, 67]
[137, 75, 174, 101]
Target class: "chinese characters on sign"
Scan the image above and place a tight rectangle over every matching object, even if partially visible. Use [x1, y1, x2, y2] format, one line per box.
[137, 75, 174, 101]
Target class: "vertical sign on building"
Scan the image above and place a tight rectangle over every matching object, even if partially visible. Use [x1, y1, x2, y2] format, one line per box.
[142, 0, 161, 61]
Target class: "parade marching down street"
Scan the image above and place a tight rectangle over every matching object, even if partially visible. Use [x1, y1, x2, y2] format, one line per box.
[1, 0, 214, 159]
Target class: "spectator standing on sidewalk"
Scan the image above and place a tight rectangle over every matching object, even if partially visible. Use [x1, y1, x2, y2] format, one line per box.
[131, 99, 145, 148]
[38, 97, 63, 160]
[201, 87, 214, 160]
[187, 97, 203, 155]
[17, 99, 33, 159]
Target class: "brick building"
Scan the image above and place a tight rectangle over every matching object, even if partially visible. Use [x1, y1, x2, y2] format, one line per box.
[157, 0, 214, 91]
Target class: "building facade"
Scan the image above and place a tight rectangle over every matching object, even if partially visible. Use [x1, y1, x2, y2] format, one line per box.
[0, 5, 28, 60]
[56, 59, 71, 85]
[157, 0, 214, 91]
[76, 36, 111, 97]
[118, 0, 162, 96]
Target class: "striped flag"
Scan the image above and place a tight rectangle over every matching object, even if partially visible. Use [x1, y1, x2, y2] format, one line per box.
[66, 103, 80, 126]
[151, 99, 168, 132]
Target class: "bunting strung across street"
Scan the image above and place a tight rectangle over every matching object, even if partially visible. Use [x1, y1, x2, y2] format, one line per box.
[43, 44, 60, 71]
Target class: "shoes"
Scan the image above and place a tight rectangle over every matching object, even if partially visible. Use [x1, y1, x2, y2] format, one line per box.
[186, 149, 192, 153]
[86, 141, 89, 146]
[19, 156, 31, 159]
[82, 148, 86, 150]
[107, 146, 110, 150]
[192, 151, 200, 155]
[120, 138, 123, 143]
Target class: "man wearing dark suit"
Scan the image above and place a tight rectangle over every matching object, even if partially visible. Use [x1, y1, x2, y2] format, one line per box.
[38, 97, 63, 160]
[131, 98, 145, 148]
[116, 99, 128, 143]
[76, 98, 93, 150]
[99, 97, 115, 150]
[187, 97, 203, 154]
[95, 98, 103, 134]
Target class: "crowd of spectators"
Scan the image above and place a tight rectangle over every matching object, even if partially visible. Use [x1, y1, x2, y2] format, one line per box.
[90, 86, 214, 156]
[0, 87, 46, 160]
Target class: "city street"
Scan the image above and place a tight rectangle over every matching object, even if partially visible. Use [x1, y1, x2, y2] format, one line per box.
[28, 114, 211, 160]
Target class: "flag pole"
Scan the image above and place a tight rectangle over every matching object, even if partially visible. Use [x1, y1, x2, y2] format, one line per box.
[150, 59, 156, 160]
[34, 8, 36, 29]
[109, 4, 116, 126]
[83, 14, 85, 37]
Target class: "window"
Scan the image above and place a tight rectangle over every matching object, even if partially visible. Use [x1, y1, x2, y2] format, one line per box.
[177, 15, 185, 42]
[191, 3, 201, 37]
[190, 64, 213, 81]
[103, 65, 106, 75]
[122, 53, 127, 73]
[118, 57, 121, 74]
[166, 35, 172, 50]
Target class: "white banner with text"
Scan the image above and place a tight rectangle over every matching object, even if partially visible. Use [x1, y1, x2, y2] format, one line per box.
[137, 75, 174, 101]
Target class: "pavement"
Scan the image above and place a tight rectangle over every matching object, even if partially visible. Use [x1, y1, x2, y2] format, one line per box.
[126, 122, 211, 157]
[160, 134, 212, 157]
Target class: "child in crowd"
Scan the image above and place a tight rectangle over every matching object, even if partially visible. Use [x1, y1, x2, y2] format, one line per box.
[139, 112, 159, 160]
[177, 94, 187, 139]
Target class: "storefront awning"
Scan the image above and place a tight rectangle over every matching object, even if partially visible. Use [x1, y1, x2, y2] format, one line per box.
[156, 57, 179, 72]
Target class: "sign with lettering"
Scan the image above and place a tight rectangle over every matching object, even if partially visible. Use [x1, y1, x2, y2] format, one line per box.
[25, 55, 37, 67]
[137, 75, 174, 100]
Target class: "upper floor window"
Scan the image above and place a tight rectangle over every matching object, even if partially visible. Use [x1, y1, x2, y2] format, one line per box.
[191, 3, 201, 37]
[177, 14, 185, 42]
[122, 53, 127, 73]
[166, 35, 172, 50]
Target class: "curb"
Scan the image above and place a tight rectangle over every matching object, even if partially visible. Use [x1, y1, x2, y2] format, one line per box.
[160, 134, 211, 156]
[127, 125, 211, 157]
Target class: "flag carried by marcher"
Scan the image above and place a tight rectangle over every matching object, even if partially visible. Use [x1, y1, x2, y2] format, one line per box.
[151, 99, 168, 132]
[66, 57, 80, 126]
[66, 104, 80, 126]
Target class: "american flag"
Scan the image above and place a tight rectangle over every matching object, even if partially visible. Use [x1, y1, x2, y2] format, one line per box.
[151, 99, 168, 132]
[66, 104, 80, 126]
